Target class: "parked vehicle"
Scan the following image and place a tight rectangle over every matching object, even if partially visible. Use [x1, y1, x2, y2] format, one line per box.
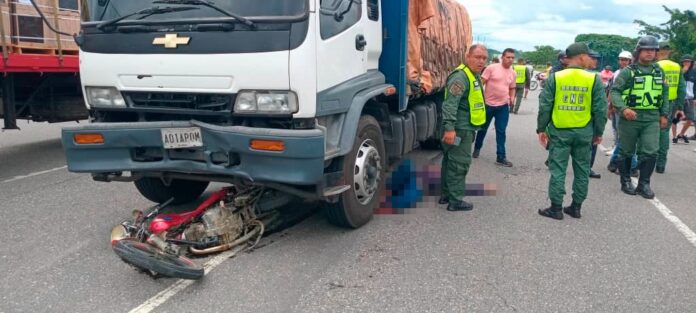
[33, 0, 474, 229]
[530, 72, 546, 91]
[0, 0, 85, 130]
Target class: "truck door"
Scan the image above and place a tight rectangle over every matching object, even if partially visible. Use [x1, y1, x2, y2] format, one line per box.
[316, 0, 367, 92]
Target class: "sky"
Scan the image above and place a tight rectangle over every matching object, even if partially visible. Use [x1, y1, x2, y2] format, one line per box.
[458, 0, 695, 52]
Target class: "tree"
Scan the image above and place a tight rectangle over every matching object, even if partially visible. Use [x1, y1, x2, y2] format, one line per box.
[575, 34, 636, 71]
[520, 45, 560, 66]
[635, 6, 696, 61]
[487, 48, 501, 60]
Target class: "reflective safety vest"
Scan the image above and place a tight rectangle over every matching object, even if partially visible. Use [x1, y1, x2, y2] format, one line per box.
[621, 65, 664, 110]
[513, 65, 527, 84]
[657, 59, 680, 101]
[552, 68, 595, 129]
[444, 64, 487, 126]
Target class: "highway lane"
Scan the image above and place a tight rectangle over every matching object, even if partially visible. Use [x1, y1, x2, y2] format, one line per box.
[2, 94, 695, 312]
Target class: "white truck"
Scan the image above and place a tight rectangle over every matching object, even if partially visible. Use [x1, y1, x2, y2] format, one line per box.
[53, 0, 472, 228]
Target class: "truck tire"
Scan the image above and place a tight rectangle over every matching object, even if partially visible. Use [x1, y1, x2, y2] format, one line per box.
[421, 99, 442, 150]
[325, 115, 385, 228]
[133, 177, 209, 205]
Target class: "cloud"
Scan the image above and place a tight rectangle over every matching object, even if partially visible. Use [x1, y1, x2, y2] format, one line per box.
[458, 0, 693, 51]
[612, 0, 693, 5]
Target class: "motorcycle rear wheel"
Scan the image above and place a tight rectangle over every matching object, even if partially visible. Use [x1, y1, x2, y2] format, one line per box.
[113, 240, 204, 280]
[530, 81, 538, 91]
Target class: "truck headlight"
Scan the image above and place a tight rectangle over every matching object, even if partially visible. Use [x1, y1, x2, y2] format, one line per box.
[234, 91, 298, 115]
[85, 87, 126, 108]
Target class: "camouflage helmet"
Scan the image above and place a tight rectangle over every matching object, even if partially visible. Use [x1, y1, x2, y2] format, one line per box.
[635, 35, 659, 51]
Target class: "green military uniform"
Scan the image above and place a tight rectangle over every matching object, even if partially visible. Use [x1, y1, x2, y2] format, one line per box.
[611, 60, 670, 198]
[513, 64, 528, 114]
[537, 65, 607, 211]
[441, 64, 487, 209]
[656, 59, 686, 172]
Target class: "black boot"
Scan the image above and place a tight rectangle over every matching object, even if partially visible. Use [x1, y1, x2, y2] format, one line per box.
[538, 203, 563, 220]
[607, 159, 618, 173]
[438, 196, 449, 205]
[563, 202, 582, 218]
[619, 158, 636, 195]
[590, 169, 601, 179]
[635, 158, 656, 199]
[447, 200, 473, 211]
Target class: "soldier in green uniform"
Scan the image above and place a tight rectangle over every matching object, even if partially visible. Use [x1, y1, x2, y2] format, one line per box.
[537, 43, 607, 220]
[439, 44, 489, 211]
[513, 58, 529, 114]
[656, 41, 686, 173]
[610, 36, 672, 199]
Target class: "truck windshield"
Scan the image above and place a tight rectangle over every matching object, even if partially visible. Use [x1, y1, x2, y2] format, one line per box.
[82, 0, 307, 23]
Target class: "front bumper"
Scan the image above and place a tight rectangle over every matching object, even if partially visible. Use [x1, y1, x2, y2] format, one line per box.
[61, 121, 325, 185]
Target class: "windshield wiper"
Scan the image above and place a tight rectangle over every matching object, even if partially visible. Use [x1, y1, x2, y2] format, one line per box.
[97, 6, 200, 30]
[153, 0, 255, 28]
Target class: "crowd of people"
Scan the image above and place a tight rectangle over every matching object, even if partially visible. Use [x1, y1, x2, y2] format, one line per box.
[438, 36, 695, 220]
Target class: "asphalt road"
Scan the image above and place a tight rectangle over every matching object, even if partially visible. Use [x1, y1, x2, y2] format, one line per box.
[2, 92, 696, 313]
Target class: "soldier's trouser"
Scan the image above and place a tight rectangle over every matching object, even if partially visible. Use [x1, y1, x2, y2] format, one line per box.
[548, 129, 592, 205]
[590, 144, 598, 168]
[513, 85, 525, 113]
[441, 129, 475, 203]
[656, 126, 670, 169]
[618, 119, 659, 161]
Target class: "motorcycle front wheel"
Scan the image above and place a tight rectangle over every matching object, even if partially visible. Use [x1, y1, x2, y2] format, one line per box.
[530, 81, 539, 91]
[113, 240, 204, 280]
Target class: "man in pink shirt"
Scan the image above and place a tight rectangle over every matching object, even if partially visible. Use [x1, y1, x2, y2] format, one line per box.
[600, 65, 614, 87]
[472, 48, 516, 166]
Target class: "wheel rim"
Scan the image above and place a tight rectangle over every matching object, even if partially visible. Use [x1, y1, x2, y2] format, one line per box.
[353, 139, 382, 205]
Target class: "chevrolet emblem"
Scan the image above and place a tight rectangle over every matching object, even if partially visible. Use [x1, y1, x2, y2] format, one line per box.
[152, 34, 190, 49]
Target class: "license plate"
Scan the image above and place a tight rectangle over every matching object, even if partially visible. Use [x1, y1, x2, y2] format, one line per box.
[161, 127, 203, 149]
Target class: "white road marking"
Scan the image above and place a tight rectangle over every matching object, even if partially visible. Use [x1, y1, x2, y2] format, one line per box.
[128, 245, 246, 313]
[599, 143, 695, 246]
[630, 177, 696, 248]
[1, 166, 67, 183]
[128, 143, 694, 312]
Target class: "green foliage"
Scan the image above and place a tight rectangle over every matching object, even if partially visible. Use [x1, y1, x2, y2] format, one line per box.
[575, 34, 637, 71]
[635, 6, 696, 61]
[520, 45, 560, 66]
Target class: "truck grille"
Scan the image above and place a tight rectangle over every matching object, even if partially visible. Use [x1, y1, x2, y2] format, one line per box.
[124, 92, 233, 112]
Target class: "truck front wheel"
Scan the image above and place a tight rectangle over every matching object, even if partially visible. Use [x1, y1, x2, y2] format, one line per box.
[133, 177, 210, 205]
[325, 115, 385, 228]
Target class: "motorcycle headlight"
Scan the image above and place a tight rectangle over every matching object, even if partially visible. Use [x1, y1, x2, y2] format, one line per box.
[234, 91, 298, 115]
[85, 87, 126, 108]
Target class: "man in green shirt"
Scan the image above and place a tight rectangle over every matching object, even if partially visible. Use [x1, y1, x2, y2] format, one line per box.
[610, 36, 673, 199]
[537, 43, 607, 220]
[513, 58, 530, 114]
[656, 41, 686, 173]
[439, 44, 489, 211]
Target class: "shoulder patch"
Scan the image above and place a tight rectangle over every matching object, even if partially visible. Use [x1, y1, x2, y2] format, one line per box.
[448, 79, 465, 97]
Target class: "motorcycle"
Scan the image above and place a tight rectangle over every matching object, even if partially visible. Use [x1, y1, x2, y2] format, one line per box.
[530, 72, 546, 91]
[110, 185, 286, 280]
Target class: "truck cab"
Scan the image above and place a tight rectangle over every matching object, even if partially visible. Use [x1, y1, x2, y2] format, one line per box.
[63, 0, 449, 228]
